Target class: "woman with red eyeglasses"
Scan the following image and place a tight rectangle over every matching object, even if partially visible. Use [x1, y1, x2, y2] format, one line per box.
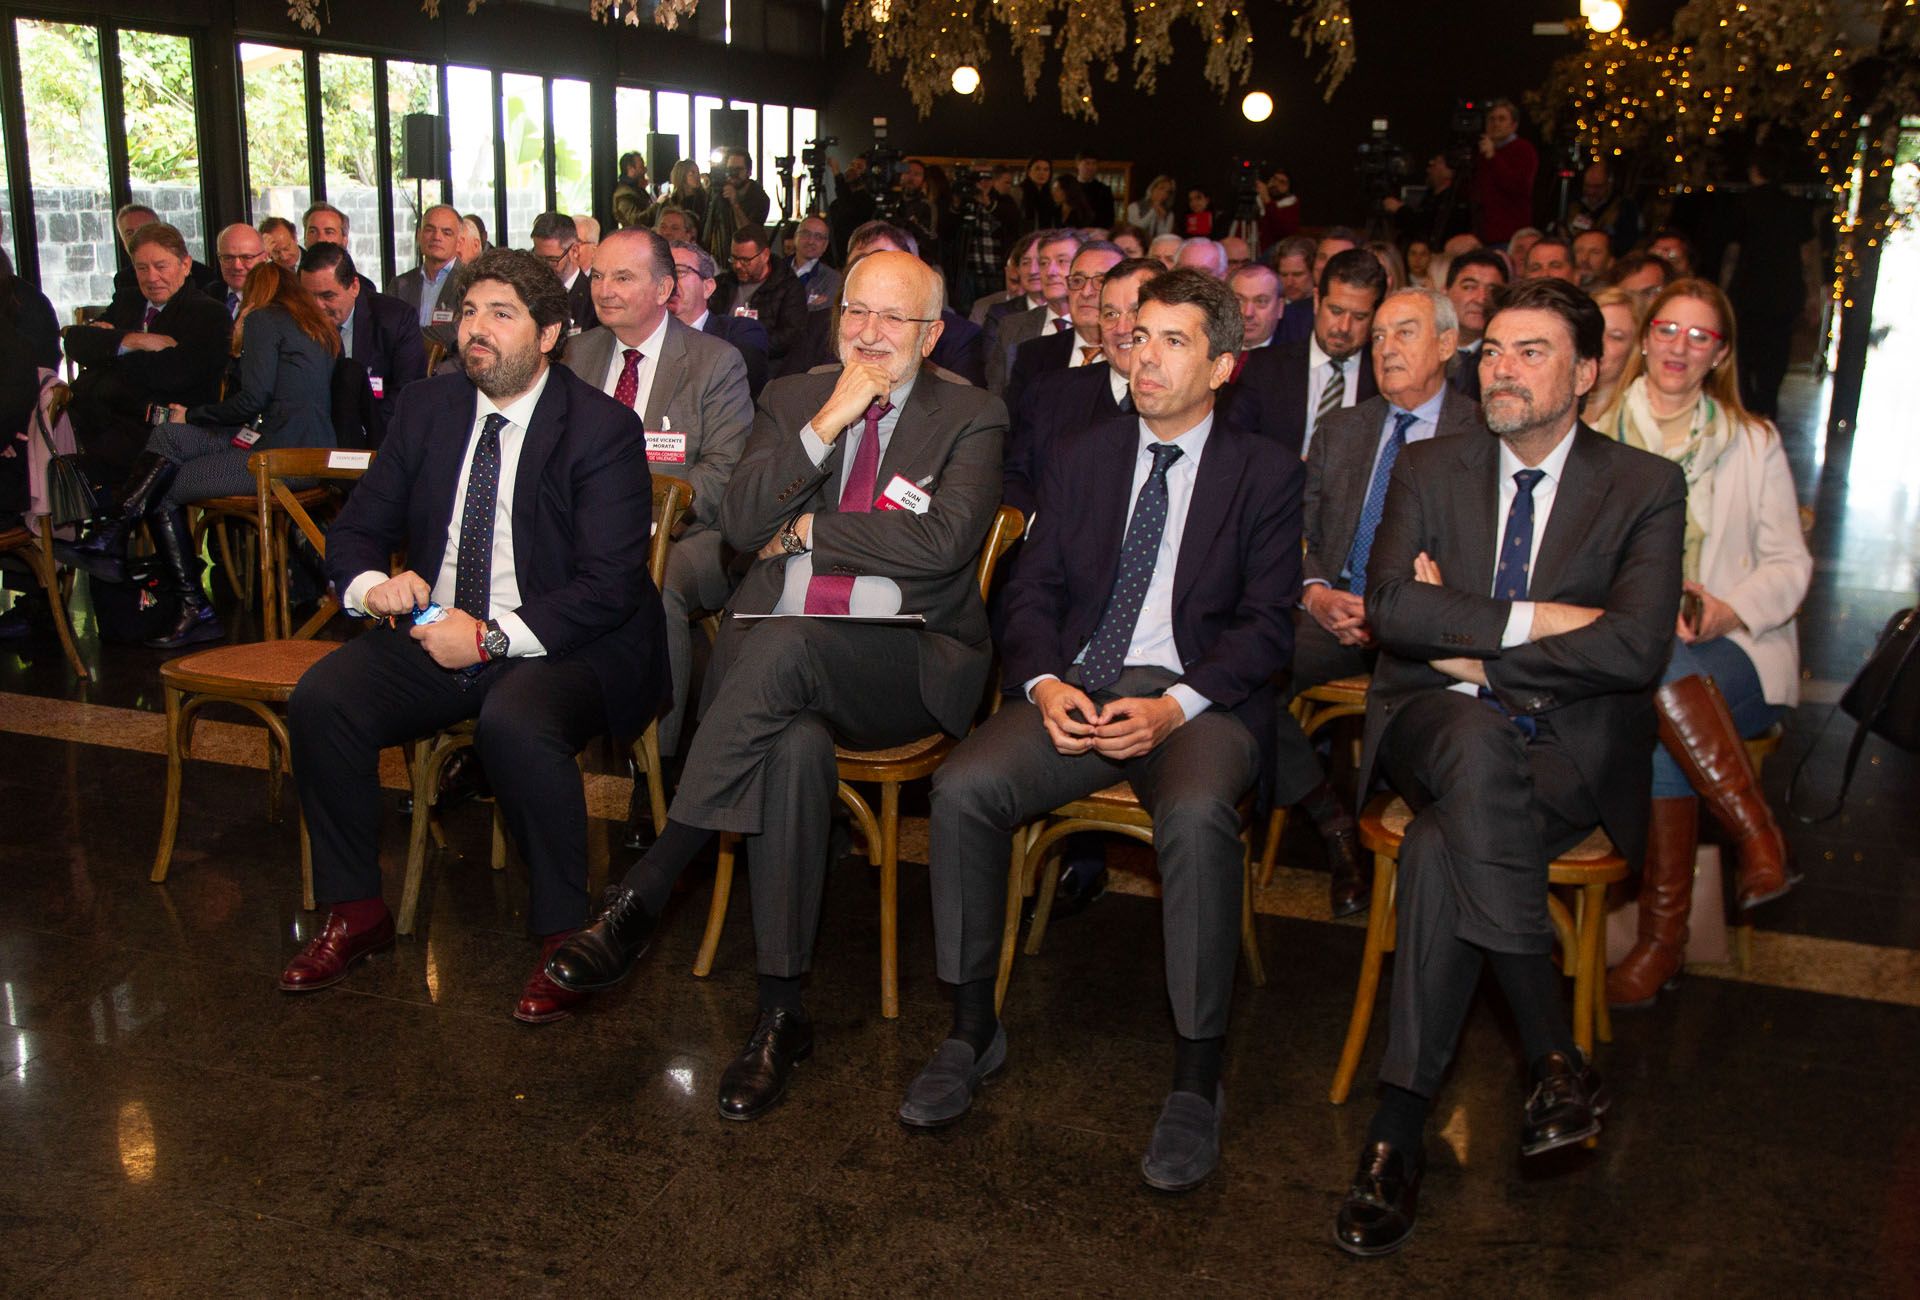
[1593, 277, 1812, 1009]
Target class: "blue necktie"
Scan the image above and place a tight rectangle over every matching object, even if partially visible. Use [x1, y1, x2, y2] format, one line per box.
[455, 413, 507, 621]
[1080, 443, 1183, 691]
[1345, 410, 1418, 597]
[1481, 467, 1546, 737]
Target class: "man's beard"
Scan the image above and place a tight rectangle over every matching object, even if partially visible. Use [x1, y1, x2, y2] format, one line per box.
[462, 338, 542, 400]
[1483, 381, 1575, 438]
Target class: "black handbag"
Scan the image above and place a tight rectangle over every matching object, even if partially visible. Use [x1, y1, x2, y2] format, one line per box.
[31, 376, 97, 529]
[1789, 607, 1920, 822]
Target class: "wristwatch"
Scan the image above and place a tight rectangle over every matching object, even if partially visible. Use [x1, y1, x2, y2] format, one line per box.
[480, 618, 510, 662]
[779, 516, 808, 556]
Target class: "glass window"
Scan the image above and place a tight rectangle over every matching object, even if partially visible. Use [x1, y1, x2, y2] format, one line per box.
[386, 60, 439, 279]
[694, 94, 722, 173]
[446, 65, 495, 236]
[119, 31, 204, 265]
[551, 78, 594, 220]
[0, 105, 13, 274]
[792, 107, 819, 215]
[761, 104, 788, 214]
[501, 72, 546, 247]
[239, 43, 311, 230]
[655, 91, 690, 178]
[17, 20, 114, 325]
[316, 53, 382, 276]
[728, 98, 758, 179]
[615, 86, 650, 191]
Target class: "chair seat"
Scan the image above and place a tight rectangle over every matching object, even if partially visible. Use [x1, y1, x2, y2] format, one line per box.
[1302, 674, 1370, 706]
[834, 732, 955, 780]
[160, 638, 341, 699]
[199, 487, 330, 518]
[1361, 795, 1625, 872]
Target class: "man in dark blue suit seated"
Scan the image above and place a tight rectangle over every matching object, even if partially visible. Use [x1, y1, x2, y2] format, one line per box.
[299, 242, 428, 449]
[667, 239, 772, 400]
[281, 249, 668, 1025]
[1003, 240, 1124, 420]
[902, 268, 1302, 1193]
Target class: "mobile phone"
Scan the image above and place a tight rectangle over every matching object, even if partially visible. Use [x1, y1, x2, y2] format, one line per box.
[145, 402, 171, 427]
[412, 603, 447, 626]
[1680, 590, 1703, 635]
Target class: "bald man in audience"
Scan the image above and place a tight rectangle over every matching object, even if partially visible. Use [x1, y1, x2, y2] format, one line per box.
[1220, 235, 1252, 270]
[545, 250, 1005, 1123]
[1175, 237, 1229, 279]
[212, 223, 267, 320]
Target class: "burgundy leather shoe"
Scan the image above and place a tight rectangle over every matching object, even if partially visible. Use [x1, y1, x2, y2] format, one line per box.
[279, 910, 395, 992]
[515, 936, 589, 1024]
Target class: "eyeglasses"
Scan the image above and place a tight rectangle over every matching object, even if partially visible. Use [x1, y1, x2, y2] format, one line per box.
[729, 249, 768, 266]
[840, 303, 938, 333]
[1067, 272, 1107, 292]
[536, 251, 572, 268]
[1649, 318, 1725, 348]
[1097, 307, 1137, 324]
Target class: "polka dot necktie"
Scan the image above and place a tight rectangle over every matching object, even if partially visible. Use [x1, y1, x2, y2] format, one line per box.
[1480, 467, 1547, 738]
[1079, 442, 1183, 691]
[1344, 410, 1418, 598]
[803, 399, 892, 615]
[612, 348, 643, 409]
[455, 413, 507, 623]
[1313, 355, 1346, 435]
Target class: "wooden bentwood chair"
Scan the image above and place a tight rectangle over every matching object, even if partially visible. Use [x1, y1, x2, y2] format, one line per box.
[693, 505, 1027, 1019]
[149, 448, 374, 908]
[1258, 673, 1371, 885]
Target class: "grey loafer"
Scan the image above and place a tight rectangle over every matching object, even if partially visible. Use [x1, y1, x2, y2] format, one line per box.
[898, 1025, 1008, 1129]
[1140, 1084, 1225, 1192]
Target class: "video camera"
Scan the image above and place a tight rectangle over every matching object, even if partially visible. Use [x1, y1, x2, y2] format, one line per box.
[1355, 118, 1413, 208]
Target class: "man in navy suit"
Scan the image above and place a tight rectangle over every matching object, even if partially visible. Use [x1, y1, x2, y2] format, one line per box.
[1003, 240, 1124, 420]
[901, 269, 1302, 1193]
[668, 238, 772, 400]
[299, 242, 428, 449]
[1223, 248, 1385, 456]
[281, 249, 667, 1026]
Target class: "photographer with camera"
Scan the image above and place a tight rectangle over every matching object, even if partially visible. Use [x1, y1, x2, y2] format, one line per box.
[1469, 99, 1539, 246]
[1254, 168, 1303, 257]
[956, 165, 1022, 315]
[704, 149, 771, 258]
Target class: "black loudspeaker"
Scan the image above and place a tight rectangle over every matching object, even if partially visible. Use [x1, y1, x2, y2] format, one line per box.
[707, 108, 750, 161]
[646, 131, 679, 185]
[401, 113, 443, 181]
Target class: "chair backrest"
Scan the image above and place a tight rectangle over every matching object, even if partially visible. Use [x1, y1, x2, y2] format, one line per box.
[649, 474, 693, 593]
[250, 447, 374, 640]
[424, 338, 448, 375]
[974, 504, 1026, 605]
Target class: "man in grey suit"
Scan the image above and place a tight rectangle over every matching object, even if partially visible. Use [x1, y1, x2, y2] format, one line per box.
[545, 251, 1005, 1121]
[1275, 287, 1480, 917]
[986, 228, 1084, 397]
[560, 227, 753, 776]
[385, 204, 465, 352]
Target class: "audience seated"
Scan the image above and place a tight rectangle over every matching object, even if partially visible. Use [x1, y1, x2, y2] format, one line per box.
[1224, 247, 1385, 456]
[458, 213, 490, 265]
[386, 204, 466, 349]
[300, 242, 427, 450]
[711, 223, 807, 365]
[1227, 263, 1284, 363]
[1646, 228, 1696, 278]
[1522, 236, 1578, 284]
[1608, 250, 1673, 311]
[212, 223, 268, 320]
[1572, 229, 1614, 287]
[1443, 248, 1509, 402]
[108, 203, 221, 316]
[668, 238, 771, 400]
[1005, 240, 1123, 416]
[789, 215, 841, 311]
[0, 250, 59, 371]
[1271, 235, 1319, 345]
[531, 212, 597, 335]
[989, 228, 1084, 395]
[1174, 237, 1228, 279]
[259, 216, 301, 273]
[1583, 286, 1641, 416]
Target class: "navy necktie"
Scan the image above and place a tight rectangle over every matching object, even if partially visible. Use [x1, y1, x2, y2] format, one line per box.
[1080, 442, 1183, 691]
[1481, 467, 1547, 737]
[1345, 410, 1418, 597]
[455, 413, 508, 622]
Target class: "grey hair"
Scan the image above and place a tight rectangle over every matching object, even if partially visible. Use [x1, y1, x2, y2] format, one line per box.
[1383, 285, 1459, 336]
[1177, 237, 1228, 277]
[669, 238, 716, 281]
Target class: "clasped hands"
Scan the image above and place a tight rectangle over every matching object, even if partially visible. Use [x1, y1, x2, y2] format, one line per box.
[363, 570, 484, 669]
[1033, 678, 1183, 761]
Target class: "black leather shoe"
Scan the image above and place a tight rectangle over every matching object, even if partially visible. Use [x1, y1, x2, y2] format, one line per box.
[543, 885, 658, 991]
[1335, 1140, 1425, 1257]
[1025, 860, 1108, 923]
[717, 1006, 814, 1121]
[1326, 826, 1371, 919]
[1520, 1049, 1611, 1156]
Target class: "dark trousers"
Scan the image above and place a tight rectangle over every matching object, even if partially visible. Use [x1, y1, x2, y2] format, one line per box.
[657, 527, 733, 756]
[145, 421, 259, 508]
[670, 617, 941, 977]
[288, 624, 606, 935]
[928, 666, 1260, 1039]
[1375, 689, 1598, 1095]
[1734, 305, 1797, 419]
[1270, 611, 1375, 808]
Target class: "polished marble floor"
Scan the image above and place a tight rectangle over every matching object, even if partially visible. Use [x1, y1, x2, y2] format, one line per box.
[4, 353, 1919, 1292]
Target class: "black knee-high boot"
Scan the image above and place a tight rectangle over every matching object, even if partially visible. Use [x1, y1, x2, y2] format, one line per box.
[144, 507, 225, 650]
[71, 452, 178, 581]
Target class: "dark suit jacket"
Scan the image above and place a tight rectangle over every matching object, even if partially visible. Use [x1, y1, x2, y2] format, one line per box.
[384, 259, 465, 352]
[1359, 424, 1687, 869]
[110, 258, 223, 318]
[778, 306, 986, 388]
[1274, 299, 1314, 345]
[62, 282, 231, 466]
[1303, 387, 1480, 589]
[1004, 359, 1125, 518]
[342, 287, 428, 449]
[324, 367, 669, 738]
[565, 270, 599, 335]
[1447, 342, 1485, 402]
[701, 310, 771, 401]
[1004, 327, 1083, 425]
[720, 365, 1007, 736]
[711, 256, 807, 362]
[184, 305, 335, 450]
[1222, 337, 1378, 455]
[999, 412, 1303, 742]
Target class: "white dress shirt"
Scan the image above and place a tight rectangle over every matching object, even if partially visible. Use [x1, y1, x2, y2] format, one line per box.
[689, 309, 711, 333]
[772, 375, 919, 615]
[1108, 365, 1130, 408]
[1302, 335, 1362, 458]
[416, 260, 455, 329]
[1067, 329, 1103, 367]
[343, 368, 552, 657]
[598, 313, 670, 418]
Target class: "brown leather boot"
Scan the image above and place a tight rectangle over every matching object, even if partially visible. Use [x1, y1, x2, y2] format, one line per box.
[1655, 674, 1797, 909]
[1607, 796, 1697, 1009]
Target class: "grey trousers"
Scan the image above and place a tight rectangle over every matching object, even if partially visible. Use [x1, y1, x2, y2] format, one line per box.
[1375, 689, 1598, 1095]
[657, 527, 734, 756]
[1269, 611, 1374, 808]
[146, 421, 258, 508]
[928, 666, 1260, 1039]
[671, 616, 941, 977]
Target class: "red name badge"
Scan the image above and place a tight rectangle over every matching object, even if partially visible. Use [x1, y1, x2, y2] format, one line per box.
[733, 306, 760, 320]
[369, 376, 385, 398]
[875, 473, 931, 514]
[645, 431, 687, 464]
[230, 428, 262, 449]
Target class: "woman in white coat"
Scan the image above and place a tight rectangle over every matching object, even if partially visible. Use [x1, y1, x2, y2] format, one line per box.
[1593, 278, 1812, 1007]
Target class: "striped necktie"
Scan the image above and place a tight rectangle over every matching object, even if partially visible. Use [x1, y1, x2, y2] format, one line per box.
[1313, 355, 1346, 434]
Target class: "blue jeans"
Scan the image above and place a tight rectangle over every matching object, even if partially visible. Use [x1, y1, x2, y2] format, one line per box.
[1652, 637, 1784, 797]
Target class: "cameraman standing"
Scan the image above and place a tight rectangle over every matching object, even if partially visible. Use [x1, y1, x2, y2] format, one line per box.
[703, 149, 771, 256]
[1383, 153, 1474, 249]
[958, 165, 1023, 313]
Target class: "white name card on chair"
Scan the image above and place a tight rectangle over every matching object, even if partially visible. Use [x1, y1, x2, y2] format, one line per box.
[327, 450, 373, 471]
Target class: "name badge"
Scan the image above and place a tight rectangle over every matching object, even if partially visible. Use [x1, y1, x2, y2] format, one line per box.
[732, 306, 759, 320]
[645, 431, 688, 464]
[876, 473, 931, 515]
[230, 428, 262, 449]
[369, 376, 385, 398]
[431, 309, 455, 324]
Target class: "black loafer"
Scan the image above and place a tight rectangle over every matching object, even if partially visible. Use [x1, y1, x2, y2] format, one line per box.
[717, 1006, 814, 1121]
[1326, 826, 1371, 919]
[544, 885, 658, 992]
[1140, 1085, 1225, 1192]
[898, 1025, 1008, 1129]
[1335, 1140, 1425, 1257]
[1520, 1049, 1611, 1157]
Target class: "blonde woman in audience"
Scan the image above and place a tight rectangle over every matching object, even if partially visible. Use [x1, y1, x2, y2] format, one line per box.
[1583, 285, 1641, 416]
[1366, 240, 1407, 292]
[1126, 174, 1177, 238]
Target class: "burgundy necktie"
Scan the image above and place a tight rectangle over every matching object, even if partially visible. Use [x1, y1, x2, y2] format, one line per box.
[1051, 316, 1070, 334]
[803, 399, 892, 615]
[141, 304, 158, 331]
[1230, 350, 1249, 382]
[613, 348, 643, 410]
